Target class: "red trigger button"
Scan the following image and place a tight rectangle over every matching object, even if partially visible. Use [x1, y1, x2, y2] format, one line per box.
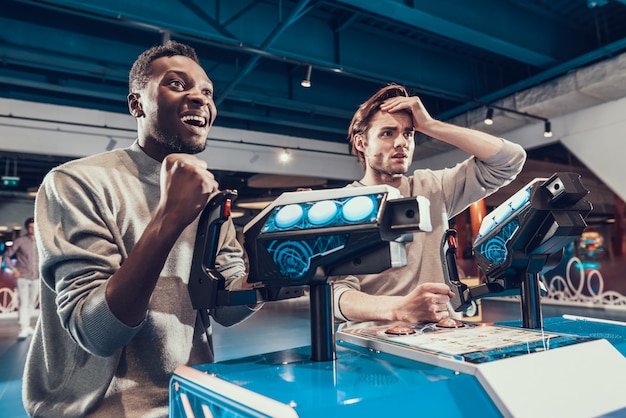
[224, 199, 231, 218]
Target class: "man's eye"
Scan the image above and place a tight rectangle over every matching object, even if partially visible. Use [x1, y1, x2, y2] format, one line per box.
[203, 89, 213, 97]
[170, 80, 184, 89]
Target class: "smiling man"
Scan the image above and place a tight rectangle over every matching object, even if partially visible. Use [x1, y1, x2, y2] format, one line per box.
[332, 84, 527, 325]
[23, 41, 257, 418]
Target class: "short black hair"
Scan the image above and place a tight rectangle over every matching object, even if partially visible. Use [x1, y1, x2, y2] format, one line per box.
[128, 40, 200, 93]
[24, 217, 34, 228]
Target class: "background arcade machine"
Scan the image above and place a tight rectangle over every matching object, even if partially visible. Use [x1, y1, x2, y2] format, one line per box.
[442, 172, 592, 329]
[338, 173, 626, 417]
[170, 178, 626, 418]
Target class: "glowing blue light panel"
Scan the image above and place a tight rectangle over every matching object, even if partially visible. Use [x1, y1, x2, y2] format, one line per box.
[261, 193, 382, 233]
[266, 235, 348, 279]
[476, 220, 520, 267]
[473, 179, 547, 268]
[475, 182, 536, 242]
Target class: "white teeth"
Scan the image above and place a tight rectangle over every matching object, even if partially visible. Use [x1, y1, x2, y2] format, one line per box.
[181, 115, 206, 126]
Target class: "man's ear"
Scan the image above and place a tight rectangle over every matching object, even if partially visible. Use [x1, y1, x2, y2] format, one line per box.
[128, 93, 144, 118]
[354, 133, 366, 151]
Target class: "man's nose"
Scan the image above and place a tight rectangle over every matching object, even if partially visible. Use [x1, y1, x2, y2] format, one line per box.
[394, 134, 410, 148]
[188, 89, 211, 106]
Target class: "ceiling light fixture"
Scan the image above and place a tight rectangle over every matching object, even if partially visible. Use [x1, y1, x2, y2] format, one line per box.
[484, 108, 494, 125]
[300, 65, 312, 88]
[279, 148, 291, 162]
[544, 120, 553, 138]
[482, 102, 552, 138]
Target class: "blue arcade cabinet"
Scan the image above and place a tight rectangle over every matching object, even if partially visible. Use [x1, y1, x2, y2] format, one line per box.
[171, 174, 626, 417]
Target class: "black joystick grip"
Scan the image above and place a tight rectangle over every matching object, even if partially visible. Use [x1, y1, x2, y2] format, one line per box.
[440, 229, 471, 312]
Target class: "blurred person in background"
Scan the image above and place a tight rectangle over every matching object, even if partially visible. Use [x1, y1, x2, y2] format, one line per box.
[1, 216, 39, 339]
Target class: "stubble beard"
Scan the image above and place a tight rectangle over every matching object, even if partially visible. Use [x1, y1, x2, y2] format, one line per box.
[154, 127, 207, 155]
[367, 156, 407, 183]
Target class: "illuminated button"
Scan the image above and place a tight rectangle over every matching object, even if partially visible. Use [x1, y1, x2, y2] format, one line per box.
[509, 187, 531, 210]
[491, 203, 512, 225]
[477, 217, 495, 239]
[307, 200, 337, 225]
[275, 204, 304, 229]
[342, 195, 375, 222]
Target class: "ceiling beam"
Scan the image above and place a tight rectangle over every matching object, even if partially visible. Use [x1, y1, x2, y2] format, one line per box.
[331, 0, 565, 67]
[215, 0, 313, 104]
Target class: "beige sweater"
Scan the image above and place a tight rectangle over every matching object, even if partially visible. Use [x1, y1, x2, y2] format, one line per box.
[333, 139, 526, 321]
[23, 141, 255, 417]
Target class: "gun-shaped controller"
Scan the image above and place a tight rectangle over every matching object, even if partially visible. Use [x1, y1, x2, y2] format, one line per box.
[442, 172, 592, 328]
[188, 185, 432, 361]
[242, 185, 431, 361]
[441, 230, 470, 312]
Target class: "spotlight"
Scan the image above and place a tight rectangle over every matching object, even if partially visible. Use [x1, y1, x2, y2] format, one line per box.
[279, 148, 291, 163]
[544, 121, 553, 138]
[301, 65, 312, 88]
[484, 108, 494, 125]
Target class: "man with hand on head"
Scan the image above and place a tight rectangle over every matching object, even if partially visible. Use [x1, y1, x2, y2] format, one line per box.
[333, 84, 526, 325]
[23, 40, 257, 417]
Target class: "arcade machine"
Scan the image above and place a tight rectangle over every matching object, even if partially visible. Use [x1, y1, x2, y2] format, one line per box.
[443, 171, 592, 329]
[187, 185, 432, 362]
[170, 175, 626, 418]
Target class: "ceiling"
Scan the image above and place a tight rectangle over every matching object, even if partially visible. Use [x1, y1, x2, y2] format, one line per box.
[1, 0, 626, 224]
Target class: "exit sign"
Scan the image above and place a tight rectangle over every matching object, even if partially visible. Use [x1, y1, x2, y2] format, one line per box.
[1, 176, 20, 187]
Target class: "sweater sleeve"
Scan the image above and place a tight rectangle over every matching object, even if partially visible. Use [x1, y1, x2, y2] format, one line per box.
[36, 169, 140, 357]
[439, 138, 526, 218]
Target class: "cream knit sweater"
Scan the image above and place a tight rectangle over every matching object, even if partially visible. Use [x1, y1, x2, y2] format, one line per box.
[23, 141, 254, 417]
[333, 139, 526, 322]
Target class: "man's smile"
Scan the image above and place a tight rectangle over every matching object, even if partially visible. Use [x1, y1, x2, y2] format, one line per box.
[181, 114, 208, 127]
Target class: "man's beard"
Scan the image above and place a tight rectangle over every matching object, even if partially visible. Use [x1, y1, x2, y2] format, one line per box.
[370, 153, 408, 177]
[154, 129, 207, 154]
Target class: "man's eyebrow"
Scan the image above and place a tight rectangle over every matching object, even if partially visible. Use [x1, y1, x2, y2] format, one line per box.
[164, 70, 212, 86]
[379, 125, 414, 132]
[163, 70, 187, 77]
[165, 70, 210, 81]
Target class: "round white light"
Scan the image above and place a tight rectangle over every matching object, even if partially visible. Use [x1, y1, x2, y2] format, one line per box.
[275, 204, 304, 229]
[307, 200, 338, 225]
[343, 196, 375, 222]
